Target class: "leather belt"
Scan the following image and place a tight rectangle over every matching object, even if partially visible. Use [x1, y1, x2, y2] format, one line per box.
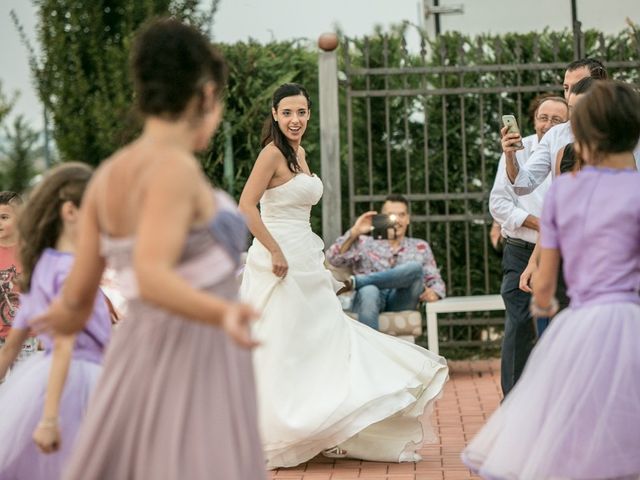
[505, 237, 536, 251]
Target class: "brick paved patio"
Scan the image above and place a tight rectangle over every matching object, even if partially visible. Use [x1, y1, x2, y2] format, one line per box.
[270, 359, 501, 480]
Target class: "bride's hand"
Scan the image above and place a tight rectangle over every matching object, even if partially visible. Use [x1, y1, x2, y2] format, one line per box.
[222, 303, 260, 349]
[270, 250, 288, 278]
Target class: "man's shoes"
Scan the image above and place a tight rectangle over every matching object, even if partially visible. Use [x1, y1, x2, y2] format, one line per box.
[336, 275, 356, 296]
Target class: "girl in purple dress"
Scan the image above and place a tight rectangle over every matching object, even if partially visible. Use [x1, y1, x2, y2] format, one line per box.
[463, 81, 640, 478]
[0, 163, 112, 479]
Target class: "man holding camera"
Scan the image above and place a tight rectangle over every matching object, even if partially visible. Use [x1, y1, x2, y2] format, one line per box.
[326, 194, 445, 331]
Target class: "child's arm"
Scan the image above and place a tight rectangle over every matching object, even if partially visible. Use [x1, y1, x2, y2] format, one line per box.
[531, 247, 560, 316]
[32, 333, 75, 453]
[0, 328, 30, 379]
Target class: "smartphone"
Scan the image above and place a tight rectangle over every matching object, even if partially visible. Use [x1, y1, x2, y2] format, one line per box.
[502, 114, 524, 149]
[371, 214, 396, 240]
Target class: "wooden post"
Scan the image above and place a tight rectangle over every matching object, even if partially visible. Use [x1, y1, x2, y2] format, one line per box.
[318, 33, 342, 245]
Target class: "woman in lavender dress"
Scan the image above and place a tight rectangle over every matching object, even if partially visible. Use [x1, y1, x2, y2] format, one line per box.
[463, 81, 640, 479]
[31, 19, 265, 480]
[0, 163, 111, 479]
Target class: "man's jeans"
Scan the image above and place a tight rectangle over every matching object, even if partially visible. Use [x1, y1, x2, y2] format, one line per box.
[351, 261, 424, 330]
[500, 242, 537, 397]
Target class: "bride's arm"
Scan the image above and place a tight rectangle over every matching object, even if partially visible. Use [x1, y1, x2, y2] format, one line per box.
[239, 148, 288, 278]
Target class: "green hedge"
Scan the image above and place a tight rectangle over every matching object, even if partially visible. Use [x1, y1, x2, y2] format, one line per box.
[209, 25, 639, 295]
[29, 5, 639, 294]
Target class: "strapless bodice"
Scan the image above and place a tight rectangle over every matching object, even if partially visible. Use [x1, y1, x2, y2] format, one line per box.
[260, 174, 323, 224]
[99, 190, 246, 300]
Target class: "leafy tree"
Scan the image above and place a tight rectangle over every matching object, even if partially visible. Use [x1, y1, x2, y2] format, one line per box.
[0, 82, 20, 189]
[0, 81, 16, 128]
[0, 115, 40, 192]
[17, 0, 219, 165]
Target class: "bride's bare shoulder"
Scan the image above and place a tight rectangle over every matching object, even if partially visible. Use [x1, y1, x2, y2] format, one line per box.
[254, 143, 286, 171]
[258, 142, 284, 160]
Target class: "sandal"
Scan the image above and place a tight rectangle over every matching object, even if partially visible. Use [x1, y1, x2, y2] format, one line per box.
[322, 446, 348, 458]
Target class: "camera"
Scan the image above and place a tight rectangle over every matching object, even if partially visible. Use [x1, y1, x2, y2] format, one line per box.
[371, 214, 397, 240]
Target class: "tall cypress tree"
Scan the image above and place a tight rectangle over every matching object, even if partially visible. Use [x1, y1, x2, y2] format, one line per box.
[0, 115, 39, 192]
[27, 0, 217, 165]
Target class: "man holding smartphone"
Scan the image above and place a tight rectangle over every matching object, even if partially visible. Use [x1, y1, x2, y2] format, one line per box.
[326, 194, 445, 331]
[503, 58, 611, 193]
[491, 96, 569, 396]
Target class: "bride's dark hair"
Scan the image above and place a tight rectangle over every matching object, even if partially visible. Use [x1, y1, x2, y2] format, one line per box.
[261, 83, 311, 173]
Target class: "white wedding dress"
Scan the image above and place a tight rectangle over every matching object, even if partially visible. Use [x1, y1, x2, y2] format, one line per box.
[240, 173, 449, 469]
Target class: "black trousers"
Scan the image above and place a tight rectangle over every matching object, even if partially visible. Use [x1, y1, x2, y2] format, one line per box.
[500, 242, 536, 397]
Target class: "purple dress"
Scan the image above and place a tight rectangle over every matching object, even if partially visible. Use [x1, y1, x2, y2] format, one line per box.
[0, 249, 111, 480]
[63, 190, 265, 480]
[463, 166, 640, 479]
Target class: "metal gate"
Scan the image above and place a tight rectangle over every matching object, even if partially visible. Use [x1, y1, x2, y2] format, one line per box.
[319, 25, 640, 349]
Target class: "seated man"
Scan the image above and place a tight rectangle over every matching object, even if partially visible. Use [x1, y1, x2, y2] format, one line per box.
[326, 194, 445, 330]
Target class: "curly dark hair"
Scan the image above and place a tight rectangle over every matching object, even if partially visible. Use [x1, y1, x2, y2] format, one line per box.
[130, 18, 227, 119]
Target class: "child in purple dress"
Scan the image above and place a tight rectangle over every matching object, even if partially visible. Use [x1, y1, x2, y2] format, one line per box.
[463, 81, 640, 478]
[0, 163, 112, 479]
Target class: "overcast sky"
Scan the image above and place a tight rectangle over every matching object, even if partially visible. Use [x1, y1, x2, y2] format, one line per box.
[1, 0, 638, 130]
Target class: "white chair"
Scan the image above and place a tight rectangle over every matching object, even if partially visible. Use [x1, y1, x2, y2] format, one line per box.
[424, 295, 505, 354]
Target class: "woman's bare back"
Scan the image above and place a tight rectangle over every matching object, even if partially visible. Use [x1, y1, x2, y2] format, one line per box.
[92, 139, 215, 238]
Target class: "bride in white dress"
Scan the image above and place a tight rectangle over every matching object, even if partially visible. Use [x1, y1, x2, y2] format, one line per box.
[239, 83, 449, 469]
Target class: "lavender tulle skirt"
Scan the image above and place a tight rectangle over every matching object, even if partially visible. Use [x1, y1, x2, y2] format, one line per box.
[462, 301, 640, 480]
[0, 352, 101, 480]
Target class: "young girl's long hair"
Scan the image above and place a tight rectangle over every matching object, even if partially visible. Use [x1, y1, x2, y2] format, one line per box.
[261, 83, 311, 173]
[18, 163, 93, 291]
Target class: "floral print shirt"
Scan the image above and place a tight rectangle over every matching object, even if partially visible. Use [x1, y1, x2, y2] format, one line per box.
[326, 232, 446, 298]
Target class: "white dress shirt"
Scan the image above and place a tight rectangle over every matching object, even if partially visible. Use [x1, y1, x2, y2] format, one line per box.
[510, 121, 640, 195]
[490, 133, 550, 244]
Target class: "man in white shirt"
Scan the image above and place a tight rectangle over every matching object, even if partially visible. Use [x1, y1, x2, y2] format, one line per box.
[503, 59, 614, 194]
[490, 96, 569, 396]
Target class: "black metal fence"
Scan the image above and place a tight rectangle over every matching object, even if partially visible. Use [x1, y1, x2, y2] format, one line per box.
[336, 26, 640, 350]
